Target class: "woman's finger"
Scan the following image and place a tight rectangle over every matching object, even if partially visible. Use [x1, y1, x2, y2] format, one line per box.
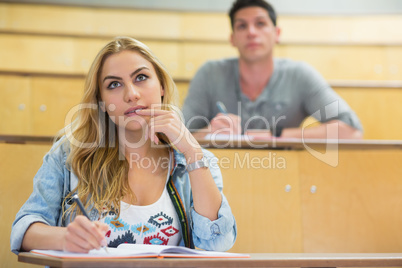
[135, 108, 169, 116]
[151, 118, 182, 137]
[150, 115, 182, 144]
[69, 216, 105, 250]
[64, 226, 95, 252]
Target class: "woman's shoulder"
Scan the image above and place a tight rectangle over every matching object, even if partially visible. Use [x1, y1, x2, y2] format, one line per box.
[46, 136, 71, 165]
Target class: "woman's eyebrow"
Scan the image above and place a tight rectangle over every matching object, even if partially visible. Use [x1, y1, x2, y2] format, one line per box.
[103, 75, 121, 83]
[130, 67, 149, 78]
[102, 66, 149, 83]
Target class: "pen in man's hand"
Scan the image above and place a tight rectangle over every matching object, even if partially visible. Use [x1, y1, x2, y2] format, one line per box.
[216, 101, 228, 114]
[72, 194, 109, 253]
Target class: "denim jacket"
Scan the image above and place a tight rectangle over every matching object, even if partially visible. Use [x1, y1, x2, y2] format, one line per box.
[10, 138, 237, 254]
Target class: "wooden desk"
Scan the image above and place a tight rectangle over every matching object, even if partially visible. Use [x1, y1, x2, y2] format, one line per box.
[18, 252, 402, 268]
[197, 137, 402, 150]
[202, 138, 402, 253]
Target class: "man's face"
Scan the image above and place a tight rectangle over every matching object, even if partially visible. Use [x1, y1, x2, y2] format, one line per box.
[230, 6, 280, 63]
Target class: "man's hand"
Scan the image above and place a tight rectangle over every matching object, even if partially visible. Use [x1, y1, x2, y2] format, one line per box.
[210, 113, 242, 135]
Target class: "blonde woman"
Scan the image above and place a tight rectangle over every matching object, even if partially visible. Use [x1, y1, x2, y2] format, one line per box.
[11, 37, 236, 254]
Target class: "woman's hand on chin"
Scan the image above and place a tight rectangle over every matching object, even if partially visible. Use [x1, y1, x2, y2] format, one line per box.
[135, 108, 201, 157]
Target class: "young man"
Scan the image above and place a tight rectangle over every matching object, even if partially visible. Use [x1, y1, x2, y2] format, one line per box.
[182, 0, 363, 139]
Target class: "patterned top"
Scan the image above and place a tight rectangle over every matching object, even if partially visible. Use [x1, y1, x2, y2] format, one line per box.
[99, 151, 182, 247]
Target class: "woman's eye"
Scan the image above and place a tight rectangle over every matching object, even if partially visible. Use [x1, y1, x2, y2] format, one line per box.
[136, 74, 148, 82]
[107, 81, 121, 89]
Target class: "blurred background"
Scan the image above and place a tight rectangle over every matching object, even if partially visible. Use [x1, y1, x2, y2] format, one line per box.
[3, 0, 402, 14]
[0, 0, 401, 139]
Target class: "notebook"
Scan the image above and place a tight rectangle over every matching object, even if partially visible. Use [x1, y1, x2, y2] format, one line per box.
[31, 244, 250, 259]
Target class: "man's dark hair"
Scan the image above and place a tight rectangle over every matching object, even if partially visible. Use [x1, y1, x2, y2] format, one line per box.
[229, 0, 277, 29]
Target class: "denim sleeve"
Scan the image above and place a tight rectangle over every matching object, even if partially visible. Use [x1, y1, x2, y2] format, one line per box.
[10, 141, 67, 254]
[190, 150, 237, 252]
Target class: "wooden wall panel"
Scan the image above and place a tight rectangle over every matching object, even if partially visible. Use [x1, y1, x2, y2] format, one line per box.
[1, 74, 400, 140]
[181, 43, 237, 79]
[384, 46, 402, 80]
[279, 15, 402, 44]
[0, 3, 401, 140]
[0, 3, 94, 36]
[279, 16, 352, 44]
[31, 77, 84, 136]
[3, 3, 402, 45]
[0, 34, 181, 78]
[299, 149, 402, 253]
[2, 143, 401, 265]
[0, 76, 32, 135]
[0, 34, 76, 74]
[92, 9, 181, 39]
[275, 45, 388, 80]
[181, 13, 230, 41]
[335, 87, 402, 140]
[175, 82, 189, 108]
[72, 38, 109, 74]
[210, 149, 303, 253]
[0, 75, 85, 136]
[145, 41, 183, 78]
[0, 143, 52, 268]
[3, 33, 401, 82]
[0, 3, 181, 39]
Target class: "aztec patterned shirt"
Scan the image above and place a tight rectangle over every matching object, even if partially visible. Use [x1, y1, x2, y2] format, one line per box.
[98, 153, 182, 247]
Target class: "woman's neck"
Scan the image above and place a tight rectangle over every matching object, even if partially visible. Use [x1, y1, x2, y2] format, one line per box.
[120, 131, 170, 172]
[123, 140, 170, 206]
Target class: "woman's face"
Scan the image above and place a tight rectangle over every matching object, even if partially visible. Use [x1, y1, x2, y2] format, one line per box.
[99, 50, 164, 132]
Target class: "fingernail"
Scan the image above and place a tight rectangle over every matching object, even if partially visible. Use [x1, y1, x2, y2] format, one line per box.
[101, 239, 107, 247]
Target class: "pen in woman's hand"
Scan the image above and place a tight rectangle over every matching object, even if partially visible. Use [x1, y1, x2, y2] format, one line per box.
[72, 194, 109, 253]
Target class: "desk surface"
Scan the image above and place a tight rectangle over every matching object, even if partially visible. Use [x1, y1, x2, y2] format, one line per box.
[198, 137, 402, 150]
[18, 252, 402, 268]
[1, 135, 402, 150]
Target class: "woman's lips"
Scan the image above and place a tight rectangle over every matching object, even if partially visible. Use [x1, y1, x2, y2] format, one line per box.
[124, 106, 146, 116]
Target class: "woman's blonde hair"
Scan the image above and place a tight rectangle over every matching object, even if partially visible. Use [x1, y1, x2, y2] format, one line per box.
[61, 36, 179, 217]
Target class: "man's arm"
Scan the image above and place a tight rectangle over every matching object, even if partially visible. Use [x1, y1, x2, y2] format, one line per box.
[298, 62, 364, 135]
